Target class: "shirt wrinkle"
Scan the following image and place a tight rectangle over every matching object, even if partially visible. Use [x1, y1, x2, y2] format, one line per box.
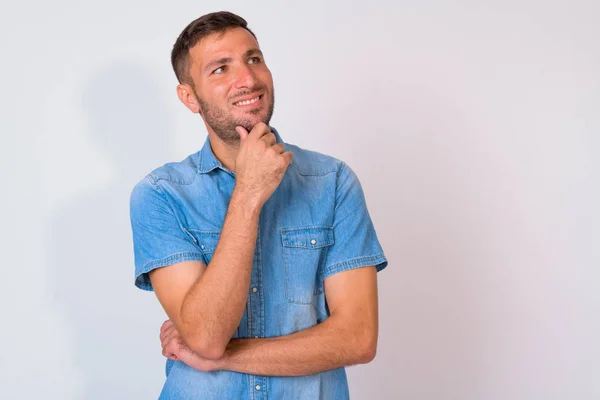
[129, 127, 387, 400]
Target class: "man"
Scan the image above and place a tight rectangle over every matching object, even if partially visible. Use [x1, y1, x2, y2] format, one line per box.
[129, 11, 388, 399]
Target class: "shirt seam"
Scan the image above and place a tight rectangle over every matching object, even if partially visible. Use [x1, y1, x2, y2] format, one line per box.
[136, 251, 205, 290]
[323, 253, 387, 279]
[332, 162, 347, 215]
[146, 177, 200, 248]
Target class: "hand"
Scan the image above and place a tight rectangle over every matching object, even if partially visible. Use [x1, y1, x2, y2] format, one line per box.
[234, 122, 293, 207]
[160, 319, 222, 372]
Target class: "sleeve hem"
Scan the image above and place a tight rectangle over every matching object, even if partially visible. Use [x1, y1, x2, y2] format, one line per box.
[135, 251, 205, 291]
[323, 253, 388, 279]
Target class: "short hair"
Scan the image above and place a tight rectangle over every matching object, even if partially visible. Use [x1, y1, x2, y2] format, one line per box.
[171, 11, 257, 85]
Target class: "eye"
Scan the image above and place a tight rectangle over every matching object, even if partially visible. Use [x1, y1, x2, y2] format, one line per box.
[248, 56, 262, 64]
[212, 66, 226, 75]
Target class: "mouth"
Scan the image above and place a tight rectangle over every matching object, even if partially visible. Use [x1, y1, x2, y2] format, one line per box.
[233, 94, 263, 107]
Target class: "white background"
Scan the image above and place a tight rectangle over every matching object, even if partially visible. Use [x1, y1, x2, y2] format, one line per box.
[2, 1, 599, 399]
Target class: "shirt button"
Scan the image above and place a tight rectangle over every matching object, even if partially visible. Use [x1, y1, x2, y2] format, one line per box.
[255, 385, 261, 391]
[252, 287, 258, 293]
[310, 239, 317, 245]
[200, 244, 205, 250]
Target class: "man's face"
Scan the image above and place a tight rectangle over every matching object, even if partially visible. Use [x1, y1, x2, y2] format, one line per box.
[187, 27, 275, 145]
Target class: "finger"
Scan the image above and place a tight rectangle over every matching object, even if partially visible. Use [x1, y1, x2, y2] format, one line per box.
[164, 337, 186, 360]
[160, 319, 173, 334]
[162, 342, 173, 358]
[160, 324, 176, 344]
[261, 132, 277, 147]
[163, 344, 179, 360]
[162, 334, 179, 356]
[159, 320, 172, 341]
[236, 126, 249, 141]
[160, 323, 172, 342]
[270, 143, 285, 154]
[161, 328, 178, 349]
[162, 328, 183, 350]
[281, 151, 293, 165]
[249, 122, 271, 139]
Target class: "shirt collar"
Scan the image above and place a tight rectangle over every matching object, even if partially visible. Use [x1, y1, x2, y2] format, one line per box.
[197, 126, 290, 174]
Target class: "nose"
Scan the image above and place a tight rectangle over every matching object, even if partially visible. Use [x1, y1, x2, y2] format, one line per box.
[234, 64, 257, 89]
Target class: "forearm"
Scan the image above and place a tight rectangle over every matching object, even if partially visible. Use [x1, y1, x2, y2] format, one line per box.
[180, 189, 261, 356]
[218, 314, 375, 376]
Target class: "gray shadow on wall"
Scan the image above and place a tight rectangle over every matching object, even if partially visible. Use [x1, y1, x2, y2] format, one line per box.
[46, 64, 173, 399]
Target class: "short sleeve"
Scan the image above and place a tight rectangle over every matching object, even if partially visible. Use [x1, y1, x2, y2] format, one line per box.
[323, 163, 388, 279]
[129, 177, 204, 291]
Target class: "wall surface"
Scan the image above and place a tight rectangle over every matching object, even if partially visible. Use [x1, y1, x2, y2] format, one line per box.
[1, 1, 599, 399]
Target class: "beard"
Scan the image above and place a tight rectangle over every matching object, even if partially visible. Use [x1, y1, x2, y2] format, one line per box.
[197, 88, 275, 146]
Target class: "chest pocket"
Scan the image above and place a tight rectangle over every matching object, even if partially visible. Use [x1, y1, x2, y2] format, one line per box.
[188, 230, 220, 265]
[281, 226, 334, 304]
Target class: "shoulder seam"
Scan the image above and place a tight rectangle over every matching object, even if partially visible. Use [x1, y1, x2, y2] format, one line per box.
[142, 174, 196, 245]
[291, 146, 342, 177]
[336, 161, 347, 178]
[147, 170, 198, 185]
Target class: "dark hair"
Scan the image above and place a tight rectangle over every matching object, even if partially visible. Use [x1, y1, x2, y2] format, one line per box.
[171, 11, 257, 85]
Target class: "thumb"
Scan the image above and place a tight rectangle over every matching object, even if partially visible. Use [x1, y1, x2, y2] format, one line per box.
[236, 126, 249, 141]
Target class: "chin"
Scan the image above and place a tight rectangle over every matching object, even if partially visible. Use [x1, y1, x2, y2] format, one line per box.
[238, 114, 270, 130]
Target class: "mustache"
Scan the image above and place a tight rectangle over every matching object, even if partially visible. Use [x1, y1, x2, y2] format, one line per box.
[230, 88, 267, 101]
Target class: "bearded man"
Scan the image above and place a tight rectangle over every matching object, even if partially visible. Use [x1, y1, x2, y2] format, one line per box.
[129, 11, 388, 400]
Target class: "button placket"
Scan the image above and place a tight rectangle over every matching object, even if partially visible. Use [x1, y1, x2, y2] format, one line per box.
[248, 225, 266, 399]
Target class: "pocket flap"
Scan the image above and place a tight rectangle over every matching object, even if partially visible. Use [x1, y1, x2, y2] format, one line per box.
[188, 230, 220, 253]
[281, 227, 334, 249]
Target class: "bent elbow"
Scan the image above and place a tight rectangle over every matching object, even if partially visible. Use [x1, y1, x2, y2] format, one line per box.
[185, 335, 227, 360]
[178, 311, 227, 360]
[197, 345, 226, 361]
[356, 335, 377, 364]
[359, 343, 377, 364]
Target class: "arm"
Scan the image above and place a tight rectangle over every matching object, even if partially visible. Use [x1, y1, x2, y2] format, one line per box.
[150, 191, 259, 360]
[220, 265, 379, 375]
[162, 265, 379, 375]
[212, 162, 384, 373]
[150, 123, 293, 360]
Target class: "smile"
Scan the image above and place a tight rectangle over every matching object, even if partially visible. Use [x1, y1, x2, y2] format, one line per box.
[233, 95, 262, 106]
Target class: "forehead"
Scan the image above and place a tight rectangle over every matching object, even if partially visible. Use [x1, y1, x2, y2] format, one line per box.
[189, 27, 260, 68]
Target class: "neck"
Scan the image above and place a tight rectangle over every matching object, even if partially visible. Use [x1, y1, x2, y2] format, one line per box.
[207, 130, 240, 172]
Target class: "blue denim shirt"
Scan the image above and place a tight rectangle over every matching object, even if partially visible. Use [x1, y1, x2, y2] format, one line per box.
[129, 128, 388, 399]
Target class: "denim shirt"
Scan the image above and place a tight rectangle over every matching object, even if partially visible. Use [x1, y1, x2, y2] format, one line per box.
[129, 128, 388, 400]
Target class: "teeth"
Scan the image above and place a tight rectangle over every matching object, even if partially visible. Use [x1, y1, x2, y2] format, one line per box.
[235, 96, 260, 106]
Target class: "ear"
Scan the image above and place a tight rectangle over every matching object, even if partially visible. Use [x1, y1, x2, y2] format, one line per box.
[176, 83, 201, 114]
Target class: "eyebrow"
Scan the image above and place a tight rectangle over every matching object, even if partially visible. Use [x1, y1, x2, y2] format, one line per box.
[243, 48, 263, 58]
[203, 48, 264, 73]
[204, 57, 232, 73]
